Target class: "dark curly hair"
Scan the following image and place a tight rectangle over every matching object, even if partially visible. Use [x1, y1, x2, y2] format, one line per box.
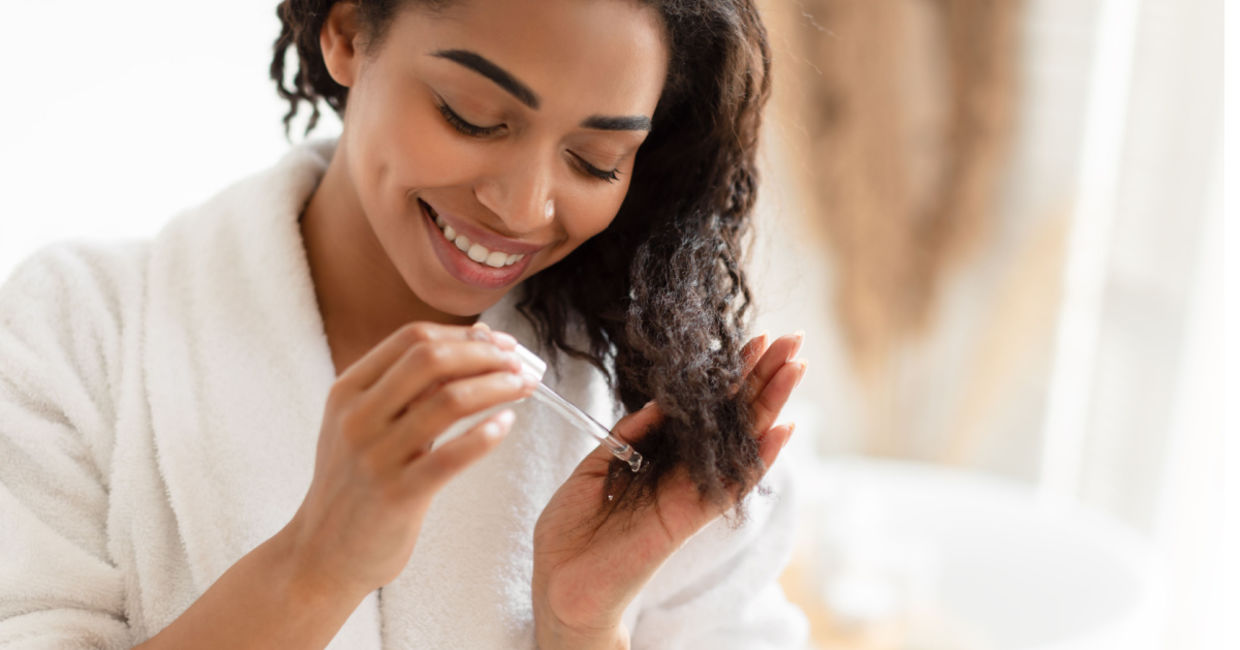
[271, 0, 773, 522]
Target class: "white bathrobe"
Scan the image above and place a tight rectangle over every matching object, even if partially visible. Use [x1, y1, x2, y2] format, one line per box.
[0, 139, 808, 649]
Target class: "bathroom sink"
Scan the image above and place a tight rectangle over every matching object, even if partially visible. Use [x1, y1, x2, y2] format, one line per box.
[782, 456, 1163, 650]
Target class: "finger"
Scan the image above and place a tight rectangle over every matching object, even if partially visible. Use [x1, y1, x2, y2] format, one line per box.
[472, 321, 519, 349]
[755, 422, 795, 474]
[579, 400, 663, 467]
[751, 359, 807, 435]
[337, 321, 504, 392]
[611, 401, 664, 445]
[363, 339, 525, 421]
[741, 332, 770, 378]
[376, 370, 535, 463]
[728, 332, 770, 397]
[402, 409, 516, 494]
[743, 331, 804, 400]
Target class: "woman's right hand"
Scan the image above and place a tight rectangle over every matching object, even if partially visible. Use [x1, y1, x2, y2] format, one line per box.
[283, 321, 536, 598]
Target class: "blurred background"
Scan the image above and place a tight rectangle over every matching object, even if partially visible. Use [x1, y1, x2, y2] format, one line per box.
[0, 1, 1232, 648]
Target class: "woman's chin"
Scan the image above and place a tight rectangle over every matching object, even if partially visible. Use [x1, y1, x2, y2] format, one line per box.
[414, 280, 510, 321]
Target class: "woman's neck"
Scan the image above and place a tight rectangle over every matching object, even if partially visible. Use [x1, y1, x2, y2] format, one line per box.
[299, 141, 474, 369]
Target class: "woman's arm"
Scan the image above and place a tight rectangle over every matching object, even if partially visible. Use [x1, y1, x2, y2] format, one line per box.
[0, 245, 138, 649]
[133, 521, 369, 650]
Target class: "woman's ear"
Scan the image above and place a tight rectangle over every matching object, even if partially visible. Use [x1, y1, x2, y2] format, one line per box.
[320, 1, 364, 88]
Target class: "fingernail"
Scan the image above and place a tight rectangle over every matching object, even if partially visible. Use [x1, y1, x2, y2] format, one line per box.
[794, 360, 809, 388]
[492, 331, 517, 349]
[783, 423, 796, 447]
[505, 372, 527, 388]
[481, 422, 506, 440]
[484, 410, 516, 440]
[789, 330, 806, 358]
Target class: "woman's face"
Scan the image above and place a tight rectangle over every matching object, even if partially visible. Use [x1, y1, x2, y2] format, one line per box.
[329, 0, 668, 318]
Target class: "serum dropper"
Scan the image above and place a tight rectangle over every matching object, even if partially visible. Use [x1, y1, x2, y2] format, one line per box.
[434, 341, 645, 473]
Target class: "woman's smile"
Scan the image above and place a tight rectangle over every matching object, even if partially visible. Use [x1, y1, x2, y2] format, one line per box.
[417, 196, 541, 289]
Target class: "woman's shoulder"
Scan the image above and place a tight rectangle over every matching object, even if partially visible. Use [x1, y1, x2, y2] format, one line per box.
[0, 238, 151, 464]
[0, 238, 150, 401]
[1, 237, 151, 331]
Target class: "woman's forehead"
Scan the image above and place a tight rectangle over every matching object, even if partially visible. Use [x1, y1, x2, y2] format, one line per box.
[390, 0, 669, 118]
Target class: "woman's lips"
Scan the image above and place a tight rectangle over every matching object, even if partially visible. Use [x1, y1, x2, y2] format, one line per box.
[421, 199, 548, 255]
[418, 199, 536, 290]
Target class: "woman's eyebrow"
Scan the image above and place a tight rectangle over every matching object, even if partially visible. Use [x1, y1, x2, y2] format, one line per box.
[581, 115, 652, 132]
[431, 49, 540, 109]
[431, 48, 652, 132]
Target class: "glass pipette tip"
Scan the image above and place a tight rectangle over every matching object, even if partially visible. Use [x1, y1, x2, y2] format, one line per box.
[531, 383, 644, 472]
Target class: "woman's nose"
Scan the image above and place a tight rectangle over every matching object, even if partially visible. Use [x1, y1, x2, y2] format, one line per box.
[474, 152, 557, 234]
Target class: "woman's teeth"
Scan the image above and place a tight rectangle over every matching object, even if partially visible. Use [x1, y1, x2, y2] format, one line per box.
[431, 210, 526, 269]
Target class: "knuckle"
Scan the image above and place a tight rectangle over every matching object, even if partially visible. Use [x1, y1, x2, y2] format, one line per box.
[416, 451, 451, 480]
[465, 324, 493, 342]
[402, 322, 434, 343]
[326, 380, 353, 409]
[337, 408, 372, 447]
[439, 385, 473, 413]
[418, 343, 451, 370]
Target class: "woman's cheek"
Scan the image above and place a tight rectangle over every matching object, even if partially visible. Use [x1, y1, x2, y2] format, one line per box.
[364, 82, 467, 188]
[346, 74, 483, 229]
[580, 192, 628, 238]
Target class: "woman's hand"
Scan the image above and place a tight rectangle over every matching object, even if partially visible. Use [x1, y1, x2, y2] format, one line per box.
[531, 332, 807, 648]
[284, 321, 537, 599]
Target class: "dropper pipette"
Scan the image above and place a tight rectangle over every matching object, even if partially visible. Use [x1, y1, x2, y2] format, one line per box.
[434, 341, 645, 472]
[529, 382, 644, 472]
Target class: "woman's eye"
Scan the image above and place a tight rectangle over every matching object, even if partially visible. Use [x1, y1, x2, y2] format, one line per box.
[436, 97, 619, 183]
[571, 152, 621, 183]
[436, 100, 504, 137]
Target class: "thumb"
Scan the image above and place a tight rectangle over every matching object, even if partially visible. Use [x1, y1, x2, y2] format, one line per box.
[612, 400, 664, 444]
[580, 400, 663, 468]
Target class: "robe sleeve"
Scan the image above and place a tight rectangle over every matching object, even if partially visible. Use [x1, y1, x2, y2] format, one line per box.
[0, 243, 136, 649]
[629, 460, 810, 650]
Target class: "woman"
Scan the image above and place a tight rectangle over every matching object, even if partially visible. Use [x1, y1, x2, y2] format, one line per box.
[0, 0, 809, 648]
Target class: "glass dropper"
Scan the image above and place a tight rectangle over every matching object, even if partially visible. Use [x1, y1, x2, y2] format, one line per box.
[507, 341, 644, 472]
[529, 382, 644, 472]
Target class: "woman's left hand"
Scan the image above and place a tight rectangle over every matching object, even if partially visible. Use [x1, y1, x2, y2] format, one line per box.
[531, 332, 807, 649]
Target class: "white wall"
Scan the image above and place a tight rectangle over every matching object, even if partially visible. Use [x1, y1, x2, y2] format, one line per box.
[0, 0, 341, 280]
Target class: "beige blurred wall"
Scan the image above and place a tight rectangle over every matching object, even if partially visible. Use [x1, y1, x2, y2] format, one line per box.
[750, 0, 1222, 538]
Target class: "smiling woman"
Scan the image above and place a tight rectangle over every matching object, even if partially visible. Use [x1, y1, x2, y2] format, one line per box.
[281, 0, 786, 526]
[0, 0, 808, 649]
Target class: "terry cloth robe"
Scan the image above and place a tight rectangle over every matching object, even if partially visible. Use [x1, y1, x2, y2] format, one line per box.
[0, 138, 809, 649]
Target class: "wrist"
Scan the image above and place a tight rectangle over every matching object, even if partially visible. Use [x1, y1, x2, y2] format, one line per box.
[533, 583, 629, 650]
[534, 616, 629, 650]
[273, 518, 372, 608]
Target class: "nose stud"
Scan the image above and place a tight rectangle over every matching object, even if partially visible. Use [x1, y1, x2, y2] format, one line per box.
[544, 199, 555, 219]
